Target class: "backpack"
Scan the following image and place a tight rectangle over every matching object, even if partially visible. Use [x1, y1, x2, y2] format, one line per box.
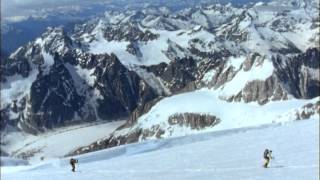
[263, 149, 269, 158]
[70, 158, 77, 164]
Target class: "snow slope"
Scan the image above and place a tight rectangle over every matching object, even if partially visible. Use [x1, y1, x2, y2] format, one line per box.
[115, 88, 319, 140]
[1, 121, 125, 163]
[2, 118, 319, 180]
[1, 157, 29, 167]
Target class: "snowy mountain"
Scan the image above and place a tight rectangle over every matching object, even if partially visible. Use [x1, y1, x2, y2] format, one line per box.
[1, 0, 269, 57]
[1, 0, 319, 160]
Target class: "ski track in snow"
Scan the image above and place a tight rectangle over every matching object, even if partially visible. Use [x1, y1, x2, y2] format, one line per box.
[1, 118, 319, 180]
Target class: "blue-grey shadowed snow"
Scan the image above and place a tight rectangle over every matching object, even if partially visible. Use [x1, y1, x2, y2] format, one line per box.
[0, 157, 29, 166]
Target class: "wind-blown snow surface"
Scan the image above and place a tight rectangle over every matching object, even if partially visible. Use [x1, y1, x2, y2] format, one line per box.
[1, 121, 125, 163]
[2, 119, 319, 180]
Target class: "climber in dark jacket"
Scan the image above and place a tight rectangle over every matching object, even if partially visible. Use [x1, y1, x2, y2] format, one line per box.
[70, 158, 78, 172]
[263, 149, 273, 168]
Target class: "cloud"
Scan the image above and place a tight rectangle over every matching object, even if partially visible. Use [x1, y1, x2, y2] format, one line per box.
[1, 0, 101, 17]
[5, 0, 81, 8]
[4, 15, 29, 22]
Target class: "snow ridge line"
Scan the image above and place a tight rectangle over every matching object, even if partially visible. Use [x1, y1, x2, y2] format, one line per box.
[71, 121, 291, 163]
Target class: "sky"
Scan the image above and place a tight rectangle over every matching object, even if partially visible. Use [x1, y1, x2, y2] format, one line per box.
[1, 0, 103, 19]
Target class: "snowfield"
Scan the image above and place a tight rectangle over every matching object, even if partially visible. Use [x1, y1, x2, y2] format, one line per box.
[1, 118, 319, 180]
[1, 121, 125, 163]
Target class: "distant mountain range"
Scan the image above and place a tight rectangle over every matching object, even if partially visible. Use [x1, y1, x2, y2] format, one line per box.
[1, 0, 271, 57]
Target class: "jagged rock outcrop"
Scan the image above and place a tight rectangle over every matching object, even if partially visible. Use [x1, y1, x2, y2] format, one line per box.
[201, 49, 319, 104]
[127, 97, 163, 126]
[216, 11, 252, 43]
[168, 113, 220, 130]
[68, 113, 220, 156]
[295, 101, 320, 120]
[0, 29, 160, 133]
[143, 57, 199, 94]
[103, 23, 159, 42]
[1, 56, 32, 80]
[40, 28, 73, 56]
[239, 76, 288, 104]
[23, 53, 84, 132]
[273, 48, 320, 99]
[93, 54, 158, 119]
[139, 48, 319, 106]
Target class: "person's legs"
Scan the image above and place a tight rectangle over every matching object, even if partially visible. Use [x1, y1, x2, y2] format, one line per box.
[263, 158, 270, 168]
[72, 164, 75, 172]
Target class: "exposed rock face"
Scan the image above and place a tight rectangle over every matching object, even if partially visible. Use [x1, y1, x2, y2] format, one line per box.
[144, 57, 198, 94]
[41, 28, 73, 56]
[94, 54, 158, 119]
[168, 113, 220, 130]
[216, 11, 252, 43]
[209, 63, 237, 89]
[3, 35, 318, 134]
[138, 48, 319, 107]
[242, 53, 262, 71]
[1, 56, 32, 80]
[24, 54, 84, 131]
[273, 48, 320, 99]
[13, 149, 42, 160]
[160, 58, 198, 93]
[295, 101, 320, 120]
[200, 49, 319, 104]
[127, 97, 163, 126]
[0, 29, 159, 133]
[222, 74, 288, 105]
[68, 113, 220, 156]
[75, 21, 159, 42]
[240, 76, 288, 104]
[103, 23, 159, 42]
